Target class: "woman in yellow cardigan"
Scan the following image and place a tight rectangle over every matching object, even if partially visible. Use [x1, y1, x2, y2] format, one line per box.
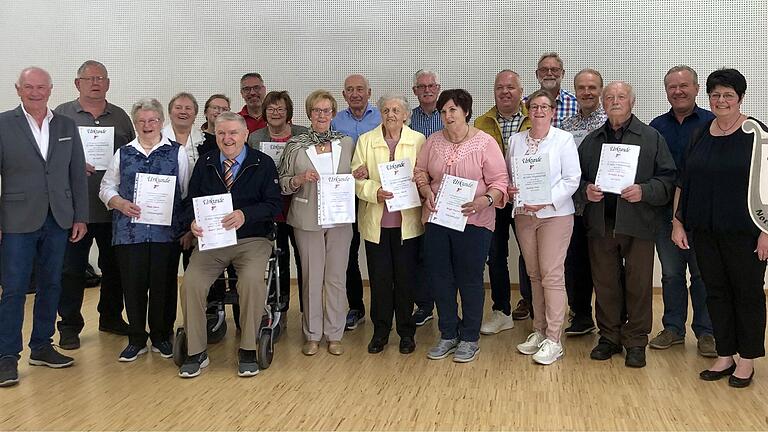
[352, 93, 426, 355]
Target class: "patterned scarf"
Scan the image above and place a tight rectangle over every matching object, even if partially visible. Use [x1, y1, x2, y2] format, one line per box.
[278, 128, 345, 177]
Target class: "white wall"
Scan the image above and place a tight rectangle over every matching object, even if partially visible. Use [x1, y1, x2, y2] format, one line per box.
[5, 0, 768, 286]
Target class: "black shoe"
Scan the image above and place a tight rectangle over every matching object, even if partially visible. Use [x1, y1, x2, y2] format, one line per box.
[59, 331, 81, 350]
[729, 370, 755, 388]
[99, 320, 130, 336]
[412, 308, 433, 326]
[399, 337, 416, 354]
[625, 346, 646, 368]
[29, 345, 75, 368]
[367, 337, 388, 354]
[238, 349, 259, 377]
[699, 363, 737, 381]
[0, 357, 19, 387]
[179, 351, 209, 378]
[590, 338, 623, 360]
[151, 340, 173, 358]
[564, 319, 596, 336]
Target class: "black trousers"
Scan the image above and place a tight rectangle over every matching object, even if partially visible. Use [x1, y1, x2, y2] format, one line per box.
[564, 215, 593, 321]
[365, 229, 417, 339]
[346, 220, 365, 313]
[693, 230, 766, 359]
[115, 242, 178, 346]
[276, 221, 303, 312]
[58, 222, 124, 333]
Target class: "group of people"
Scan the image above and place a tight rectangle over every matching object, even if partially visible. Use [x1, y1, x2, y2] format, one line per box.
[0, 53, 765, 389]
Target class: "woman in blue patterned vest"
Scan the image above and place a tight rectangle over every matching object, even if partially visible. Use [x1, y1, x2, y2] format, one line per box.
[99, 98, 190, 362]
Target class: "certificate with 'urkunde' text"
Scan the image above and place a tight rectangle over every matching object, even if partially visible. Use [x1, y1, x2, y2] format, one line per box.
[428, 174, 478, 232]
[78, 126, 114, 170]
[595, 143, 640, 194]
[259, 141, 286, 164]
[513, 153, 552, 207]
[193, 193, 237, 251]
[132, 173, 176, 226]
[377, 158, 421, 212]
[318, 174, 356, 226]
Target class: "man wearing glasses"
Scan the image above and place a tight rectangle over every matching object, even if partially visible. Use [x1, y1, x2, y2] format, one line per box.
[530, 52, 578, 128]
[410, 69, 443, 138]
[238, 73, 268, 133]
[54, 60, 135, 350]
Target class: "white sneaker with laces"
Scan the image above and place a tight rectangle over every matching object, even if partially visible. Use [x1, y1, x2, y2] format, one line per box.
[480, 310, 515, 335]
[532, 339, 564, 365]
[517, 331, 546, 355]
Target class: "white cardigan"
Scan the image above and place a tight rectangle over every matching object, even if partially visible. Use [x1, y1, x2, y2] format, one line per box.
[506, 127, 581, 218]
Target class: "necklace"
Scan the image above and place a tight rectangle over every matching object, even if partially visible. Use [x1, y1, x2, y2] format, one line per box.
[446, 126, 470, 144]
[318, 143, 327, 152]
[715, 114, 743, 135]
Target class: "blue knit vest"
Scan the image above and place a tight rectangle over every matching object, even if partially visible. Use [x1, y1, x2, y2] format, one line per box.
[112, 143, 183, 245]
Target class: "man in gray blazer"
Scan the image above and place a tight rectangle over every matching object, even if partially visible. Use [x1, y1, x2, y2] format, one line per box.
[0, 67, 89, 387]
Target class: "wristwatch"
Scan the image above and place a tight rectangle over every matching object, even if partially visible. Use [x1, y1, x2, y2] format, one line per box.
[484, 193, 494, 207]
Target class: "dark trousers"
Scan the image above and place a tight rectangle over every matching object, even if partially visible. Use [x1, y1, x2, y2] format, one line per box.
[693, 230, 766, 359]
[276, 221, 303, 312]
[0, 213, 68, 357]
[413, 235, 432, 312]
[564, 215, 593, 321]
[425, 223, 492, 342]
[58, 222, 123, 334]
[510, 215, 533, 305]
[346, 221, 365, 313]
[365, 229, 417, 339]
[115, 242, 178, 347]
[588, 235, 654, 348]
[488, 205, 532, 314]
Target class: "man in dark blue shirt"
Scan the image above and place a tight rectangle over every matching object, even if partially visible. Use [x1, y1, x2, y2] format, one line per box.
[648, 65, 716, 357]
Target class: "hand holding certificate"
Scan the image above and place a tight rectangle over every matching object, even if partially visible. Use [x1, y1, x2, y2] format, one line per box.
[512, 153, 551, 207]
[595, 143, 640, 194]
[78, 126, 114, 170]
[193, 193, 238, 251]
[428, 174, 478, 232]
[318, 174, 356, 225]
[377, 158, 421, 212]
[132, 173, 176, 226]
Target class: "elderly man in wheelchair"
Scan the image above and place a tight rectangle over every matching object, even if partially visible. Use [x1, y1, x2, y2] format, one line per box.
[177, 112, 281, 378]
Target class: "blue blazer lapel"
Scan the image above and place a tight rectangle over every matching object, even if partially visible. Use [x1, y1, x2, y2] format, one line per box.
[13, 105, 46, 162]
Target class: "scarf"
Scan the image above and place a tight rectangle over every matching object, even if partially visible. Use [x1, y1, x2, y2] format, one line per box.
[278, 128, 346, 178]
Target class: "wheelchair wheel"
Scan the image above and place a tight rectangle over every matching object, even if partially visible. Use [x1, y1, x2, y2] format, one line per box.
[173, 327, 188, 367]
[206, 313, 227, 344]
[258, 329, 273, 370]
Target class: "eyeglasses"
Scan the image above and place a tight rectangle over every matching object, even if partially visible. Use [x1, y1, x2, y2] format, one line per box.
[529, 104, 552, 111]
[414, 84, 439, 91]
[241, 85, 264, 94]
[266, 107, 287, 114]
[709, 92, 738, 102]
[207, 105, 230, 113]
[78, 76, 108, 83]
[537, 67, 562, 75]
[136, 118, 161, 126]
[311, 108, 333, 116]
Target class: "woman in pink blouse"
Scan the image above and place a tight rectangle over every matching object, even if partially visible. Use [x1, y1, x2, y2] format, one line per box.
[415, 89, 509, 363]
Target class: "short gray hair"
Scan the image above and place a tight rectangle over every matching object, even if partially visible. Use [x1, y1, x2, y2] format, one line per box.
[602, 81, 636, 104]
[214, 111, 248, 130]
[344, 74, 370, 89]
[16, 66, 52, 87]
[664, 65, 699, 86]
[537, 52, 564, 69]
[413, 69, 439, 87]
[574, 68, 604, 88]
[377, 92, 411, 124]
[77, 60, 107, 77]
[168, 92, 199, 115]
[131, 98, 164, 124]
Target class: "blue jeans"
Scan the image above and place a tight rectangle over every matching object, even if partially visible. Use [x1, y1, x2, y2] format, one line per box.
[425, 223, 492, 342]
[655, 216, 713, 338]
[0, 213, 69, 357]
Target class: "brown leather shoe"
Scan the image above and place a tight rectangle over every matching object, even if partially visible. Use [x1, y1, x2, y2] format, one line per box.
[302, 341, 319, 356]
[328, 340, 343, 355]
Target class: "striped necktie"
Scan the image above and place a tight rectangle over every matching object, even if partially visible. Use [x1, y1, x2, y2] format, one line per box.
[223, 158, 237, 190]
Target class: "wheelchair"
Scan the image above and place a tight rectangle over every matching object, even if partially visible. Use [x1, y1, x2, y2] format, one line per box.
[173, 227, 285, 370]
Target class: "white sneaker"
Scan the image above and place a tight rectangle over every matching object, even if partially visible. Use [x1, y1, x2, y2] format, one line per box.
[480, 310, 515, 335]
[517, 331, 546, 355]
[532, 339, 564, 365]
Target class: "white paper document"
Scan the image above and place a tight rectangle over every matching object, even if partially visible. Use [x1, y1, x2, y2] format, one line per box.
[193, 193, 238, 251]
[377, 158, 421, 212]
[78, 126, 114, 170]
[513, 153, 552, 206]
[569, 129, 589, 147]
[259, 141, 286, 164]
[595, 144, 641, 194]
[318, 174, 356, 226]
[428, 174, 478, 232]
[132, 173, 176, 226]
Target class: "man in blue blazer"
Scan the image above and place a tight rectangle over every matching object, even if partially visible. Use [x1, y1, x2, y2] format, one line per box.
[0, 67, 89, 387]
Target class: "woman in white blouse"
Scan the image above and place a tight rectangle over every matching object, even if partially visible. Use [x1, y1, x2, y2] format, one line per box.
[507, 89, 581, 365]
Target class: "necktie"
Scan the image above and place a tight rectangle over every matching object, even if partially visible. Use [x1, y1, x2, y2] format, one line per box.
[223, 159, 236, 190]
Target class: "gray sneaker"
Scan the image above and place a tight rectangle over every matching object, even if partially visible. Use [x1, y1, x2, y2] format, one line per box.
[0, 357, 19, 387]
[178, 352, 209, 378]
[426, 338, 458, 360]
[453, 341, 480, 363]
[649, 329, 684, 349]
[697, 334, 717, 358]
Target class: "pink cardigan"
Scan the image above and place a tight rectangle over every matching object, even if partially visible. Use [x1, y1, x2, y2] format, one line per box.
[415, 130, 509, 231]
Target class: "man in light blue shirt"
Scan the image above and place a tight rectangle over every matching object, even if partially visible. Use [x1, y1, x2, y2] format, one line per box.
[330, 74, 381, 331]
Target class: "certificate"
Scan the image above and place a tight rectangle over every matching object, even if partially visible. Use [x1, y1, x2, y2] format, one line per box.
[132, 173, 176, 226]
[428, 174, 478, 232]
[569, 129, 589, 147]
[193, 193, 238, 251]
[259, 141, 286, 164]
[377, 158, 421, 212]
[317, 174, 356, 226]
[595, 143, 641, 194]
[78, 126, 114, 170]
[513, 153, 552, 206]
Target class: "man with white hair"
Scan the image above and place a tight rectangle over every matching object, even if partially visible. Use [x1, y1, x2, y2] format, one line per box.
[410, 69, 443, 138]
[576, 81, 676, 368]
[530, 52, 578, 128]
